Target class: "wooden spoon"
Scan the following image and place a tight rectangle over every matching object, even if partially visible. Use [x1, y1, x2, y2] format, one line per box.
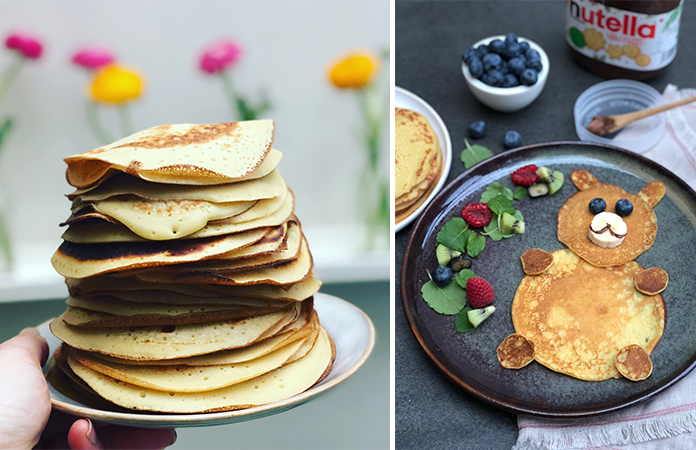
[588, 95, 696, 136]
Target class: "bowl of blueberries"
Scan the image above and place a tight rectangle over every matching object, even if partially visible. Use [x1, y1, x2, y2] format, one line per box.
[461, 33, 549, 113]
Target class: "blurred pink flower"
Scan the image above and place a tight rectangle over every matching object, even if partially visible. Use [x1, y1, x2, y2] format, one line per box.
[5, 32, 43, 59]
[199, 40, 241, 74]
[72, 46, 115, 70]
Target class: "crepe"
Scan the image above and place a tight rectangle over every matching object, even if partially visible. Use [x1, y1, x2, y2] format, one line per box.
[65, 326, 334, 413]
[61, 189, 295, 243]
[395, 150, 441, 213]
[64, 121, 276, 187]
[395, 108, 441, 199]
[511, 249, 665, 381]
[50, 303, 304, 360]
[51, 227, 270, 278]
[558, 170, 666, 267]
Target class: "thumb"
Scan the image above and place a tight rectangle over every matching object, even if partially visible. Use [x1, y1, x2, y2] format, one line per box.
[0, 327, 49, 368]
[67, 419, 103, 450]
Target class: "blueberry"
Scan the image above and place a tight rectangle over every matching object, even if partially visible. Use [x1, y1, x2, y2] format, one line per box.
[488, 39, 505, 55]
[505, 33, 519, 44]
[615, 199, 633, 217]
[525, 48, 541, 61]
[482, 53, 503, 72]
[527, 58, 543, 72]
[520, 68, 538, 86]
[467, 57, 484, 78]
[499, 60, 509, 75]
[503, 42, 521, 60]
[501, 73, 520, 87]
[484, 69, 504, 87]
[468, 120, 486, 139]
[519, 41, 530, 52]
[475, 44, 489, 58]
[432, 265, 454, 287]
[589, 198, 606, 214]
[462, 47, 477, 63]
[503, 131, 522, 149]
[508, 56, 526, 76]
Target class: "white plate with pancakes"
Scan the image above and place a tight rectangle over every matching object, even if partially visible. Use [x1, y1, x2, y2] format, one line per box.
[39, 293, 374, 427]
[395, 87, 452, 233]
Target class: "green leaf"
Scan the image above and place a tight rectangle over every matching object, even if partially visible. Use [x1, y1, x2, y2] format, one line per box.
[460, 138, 493, 169]
[421, 271, 466, 315]
[480, 182, 513, 203]
[513, 186, 527, 200]
[436, 218, 472, 253]
[455, 307, 475, 333]
[455, 269, 478, 288]
[486, 195, 515, 216]
[466, 233, 486, 257]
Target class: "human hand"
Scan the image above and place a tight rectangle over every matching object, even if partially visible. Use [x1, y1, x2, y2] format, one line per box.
[0, 327, 177, 450]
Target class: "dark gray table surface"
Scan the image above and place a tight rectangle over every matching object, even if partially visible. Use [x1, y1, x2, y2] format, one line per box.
[395, 1, 696, 449]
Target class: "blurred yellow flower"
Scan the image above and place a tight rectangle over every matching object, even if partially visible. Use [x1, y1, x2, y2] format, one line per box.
[328, 52, 379, 89]
[90, 65, 142, 103]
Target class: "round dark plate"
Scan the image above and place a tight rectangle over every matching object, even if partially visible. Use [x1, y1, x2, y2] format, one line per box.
[401, 141, 696, 418]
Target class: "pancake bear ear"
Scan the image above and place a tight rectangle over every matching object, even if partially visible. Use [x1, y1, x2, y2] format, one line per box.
[570, 170, 599, 190]
[638, 181, 666, 208]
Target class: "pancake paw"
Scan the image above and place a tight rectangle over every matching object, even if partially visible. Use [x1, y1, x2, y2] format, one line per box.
[520, 249, 554, 275]
[635, 267, 669, 295]
[497, 334, 535, 369]
[615, 344, 652, 381]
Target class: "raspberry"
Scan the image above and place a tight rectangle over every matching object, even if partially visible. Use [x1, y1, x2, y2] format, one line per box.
[461, 202, 492, 227]
[511, 164, 540, 186]
[466, 277, 495, 308]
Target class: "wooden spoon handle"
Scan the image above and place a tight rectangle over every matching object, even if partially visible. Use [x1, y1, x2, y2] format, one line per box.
[613, 95, 696, 128]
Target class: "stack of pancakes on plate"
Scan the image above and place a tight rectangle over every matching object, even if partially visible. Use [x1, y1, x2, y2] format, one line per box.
[395, 108, 442, 223]
[49, 120, 335, 413]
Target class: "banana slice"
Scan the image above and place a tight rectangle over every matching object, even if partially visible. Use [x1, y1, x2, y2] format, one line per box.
[588, 212, 627, 248]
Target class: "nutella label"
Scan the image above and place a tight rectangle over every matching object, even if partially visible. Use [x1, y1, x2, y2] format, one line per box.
[565, 0, 682, 71]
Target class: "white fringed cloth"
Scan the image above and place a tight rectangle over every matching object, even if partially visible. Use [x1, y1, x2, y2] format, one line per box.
[514, 84, 696, 450]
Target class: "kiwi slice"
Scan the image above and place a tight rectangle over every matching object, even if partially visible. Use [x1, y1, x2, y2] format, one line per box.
[547, 170, 564, 195]
[467, 306, 496, 328]
[436, 244, 461, 266]
[536, 166, 564, 195]
[500, 212, 525, 235]
[528, 183, 549, 197]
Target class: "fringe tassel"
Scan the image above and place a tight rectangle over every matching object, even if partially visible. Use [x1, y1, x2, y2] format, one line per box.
[513, 411, 696, 450]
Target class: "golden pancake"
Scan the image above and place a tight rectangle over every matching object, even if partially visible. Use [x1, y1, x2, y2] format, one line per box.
[61, 189, 294, 243]
[50, 305, 299, 360]
[558, 170, 665, 267]
[69, 168, 286, 203]
[90, 312, 319, 367]
[520, 249, 554, 275]
[64, 121, 276, 187]
[66, 335, 311, 392]
[395, 150, 441, 212]
[511, 249, 665, 381]
[395, 108, 441, 198]
[64, 326, 334, 413]
[496, 334, 535, 369]
[635, 267, 669, 295]
[615, 344, 653, 381]
[51, 227, 270, 278]
[66, 275, 322, 302]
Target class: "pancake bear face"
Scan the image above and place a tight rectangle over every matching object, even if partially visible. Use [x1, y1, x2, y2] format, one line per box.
[558, 170, 666, 267]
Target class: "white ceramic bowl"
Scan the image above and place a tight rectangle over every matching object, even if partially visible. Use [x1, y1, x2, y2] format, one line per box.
[461, 35, 549, 113]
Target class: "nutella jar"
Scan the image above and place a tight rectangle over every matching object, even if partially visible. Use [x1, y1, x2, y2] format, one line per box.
[565, 0, 683, 80]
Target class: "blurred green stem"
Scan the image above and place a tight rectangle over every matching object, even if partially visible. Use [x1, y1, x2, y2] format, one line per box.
[86, 100, 114, 145]
[219, 71, 270, 121]
[0, 57, 23, 105]
[118, 104, 134, 137]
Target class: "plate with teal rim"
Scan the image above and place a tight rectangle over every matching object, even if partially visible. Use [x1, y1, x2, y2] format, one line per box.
[39, 293, 375, 427]
[401, 141, 696, 417]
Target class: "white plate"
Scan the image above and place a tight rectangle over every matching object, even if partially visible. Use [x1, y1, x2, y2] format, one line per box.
[395, 87, 452, 232]
[39, 292, 375, 428]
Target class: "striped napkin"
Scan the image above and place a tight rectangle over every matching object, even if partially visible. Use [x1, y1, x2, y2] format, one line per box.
[513, 84, 696, 450]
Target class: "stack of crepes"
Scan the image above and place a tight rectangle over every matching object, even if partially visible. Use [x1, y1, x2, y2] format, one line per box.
[394, 108, 442, 224]
[49, 120, 335, 413]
